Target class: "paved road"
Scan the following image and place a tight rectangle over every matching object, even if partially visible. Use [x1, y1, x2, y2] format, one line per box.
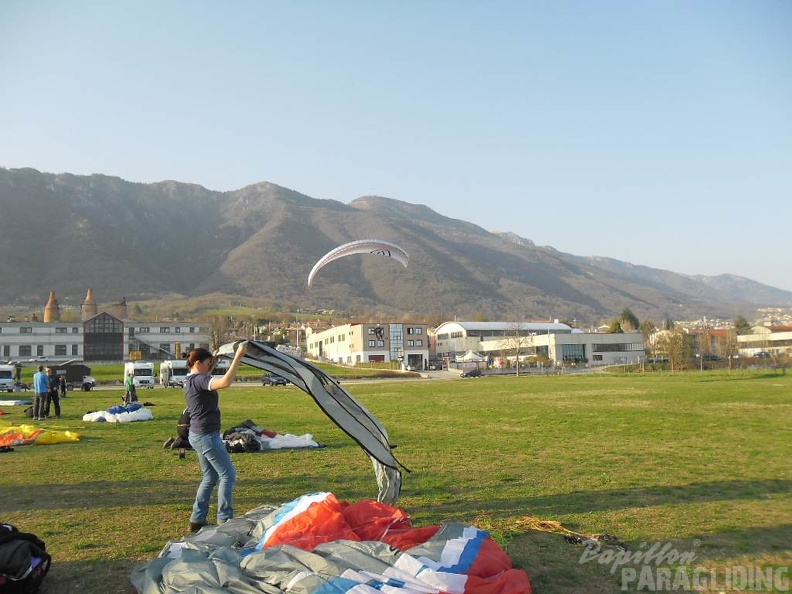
[16, 368, 467, 395]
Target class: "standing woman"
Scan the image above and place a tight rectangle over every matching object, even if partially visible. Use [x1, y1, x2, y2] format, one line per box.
[184, 341, 248, 532]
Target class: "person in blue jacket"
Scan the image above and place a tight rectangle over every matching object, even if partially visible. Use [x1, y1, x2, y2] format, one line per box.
[32, 365, 49, 421]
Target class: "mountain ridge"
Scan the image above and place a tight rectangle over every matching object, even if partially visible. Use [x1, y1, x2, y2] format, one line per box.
[1, 166, 789, 324]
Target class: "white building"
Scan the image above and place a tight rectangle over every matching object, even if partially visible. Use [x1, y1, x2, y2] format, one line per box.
[0, 289, 211, 363]
[0, 313, 208, 363]
[305, 322, 430, 370]
[737, 325, 792, 357]
[433, 321, 645, 367]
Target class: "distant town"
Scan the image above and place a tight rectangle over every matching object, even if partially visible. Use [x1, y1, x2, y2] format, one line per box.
[0, 290, 787, 378]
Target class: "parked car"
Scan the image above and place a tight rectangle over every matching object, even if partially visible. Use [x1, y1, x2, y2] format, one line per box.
[460, 368, 482, 378]
[756, 352, 772, 359]
[261, 374, 288, 386]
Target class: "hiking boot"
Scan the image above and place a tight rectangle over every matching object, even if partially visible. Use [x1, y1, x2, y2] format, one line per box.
[189, 521, 207, 533]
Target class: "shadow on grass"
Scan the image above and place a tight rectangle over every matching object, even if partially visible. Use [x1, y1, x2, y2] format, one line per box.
[673, 523, 792, 561]
[526, 479, 792, 515]
[1, 471, 358, 513]
[412, 478, 792, 518]
[508, 530, 626, 594]
[506, 524, 792, 594]
[411, 479, 791, 572]
[38, 558, 137, 594]
[712, 371, 789, 382]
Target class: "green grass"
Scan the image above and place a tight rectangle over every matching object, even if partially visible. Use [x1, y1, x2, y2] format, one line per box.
[1, 370, 790, 593]
[15, 361, 416, 388]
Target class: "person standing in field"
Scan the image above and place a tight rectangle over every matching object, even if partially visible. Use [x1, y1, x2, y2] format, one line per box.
[124, 371, 137, 405]
[184, 341, 248, 532]
[45, 367, 61, 419]
[32, 365, 48, 421]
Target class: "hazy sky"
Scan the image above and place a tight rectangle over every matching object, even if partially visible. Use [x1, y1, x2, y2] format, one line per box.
[2, 1, 790, 291]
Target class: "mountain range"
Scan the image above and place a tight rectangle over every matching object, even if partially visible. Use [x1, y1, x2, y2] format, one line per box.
[1, 166, 789, 325]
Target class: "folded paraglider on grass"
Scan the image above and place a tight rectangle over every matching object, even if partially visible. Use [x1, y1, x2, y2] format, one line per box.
[82, 402, 153, 423]
[0, 420, 80, 447]
[130, 491, 532, 594]
[163, 417, 324, 453]
[222, 419, 324, 452]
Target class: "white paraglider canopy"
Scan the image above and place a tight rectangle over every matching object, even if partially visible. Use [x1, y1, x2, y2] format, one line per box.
[307, 239, 409, 288]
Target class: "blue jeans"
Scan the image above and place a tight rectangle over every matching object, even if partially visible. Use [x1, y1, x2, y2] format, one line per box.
[188, 431, 237, 524]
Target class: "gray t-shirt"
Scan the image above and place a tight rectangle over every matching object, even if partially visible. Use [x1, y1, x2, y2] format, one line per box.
[184, 373, 220, 435]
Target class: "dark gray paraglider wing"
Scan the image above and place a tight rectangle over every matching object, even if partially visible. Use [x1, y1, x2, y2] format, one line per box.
[215, 340, 405, 504]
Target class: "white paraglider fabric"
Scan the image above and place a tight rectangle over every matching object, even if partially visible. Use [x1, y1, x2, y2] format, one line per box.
[307, 239, 409, 288]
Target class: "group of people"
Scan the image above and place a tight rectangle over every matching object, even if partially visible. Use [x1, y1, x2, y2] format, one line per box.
[32, 365, 67, 421]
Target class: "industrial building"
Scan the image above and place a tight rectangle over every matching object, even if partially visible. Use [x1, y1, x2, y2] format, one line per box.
[0, 290, 209, 363]
[433, 321, 645, 367]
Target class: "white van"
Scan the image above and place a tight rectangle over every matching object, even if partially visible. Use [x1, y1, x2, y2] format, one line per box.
[124, 361, 156, 389]
[0, 364, 15, 392]
[160, 359, 189, 388]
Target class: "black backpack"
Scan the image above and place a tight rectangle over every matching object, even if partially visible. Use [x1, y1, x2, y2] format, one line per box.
[177, 408, 190, 440]
[0, 524, 51, 593]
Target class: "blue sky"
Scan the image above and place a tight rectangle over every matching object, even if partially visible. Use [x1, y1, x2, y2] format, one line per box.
[2, 1, 791, 292]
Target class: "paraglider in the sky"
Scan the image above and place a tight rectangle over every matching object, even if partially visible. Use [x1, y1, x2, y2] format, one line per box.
[307, 239, 409, 288]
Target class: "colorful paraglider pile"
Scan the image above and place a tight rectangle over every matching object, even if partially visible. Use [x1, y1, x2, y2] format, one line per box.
[131, 492, 532, 594]
[0, 421, 80, 447]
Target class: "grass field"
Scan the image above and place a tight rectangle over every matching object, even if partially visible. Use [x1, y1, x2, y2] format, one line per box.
[1, 369, 790, 593]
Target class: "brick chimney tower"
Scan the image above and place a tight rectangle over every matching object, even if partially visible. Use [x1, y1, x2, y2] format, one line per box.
[81, 288, 98, 321]
[43, 291, 60, 323]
